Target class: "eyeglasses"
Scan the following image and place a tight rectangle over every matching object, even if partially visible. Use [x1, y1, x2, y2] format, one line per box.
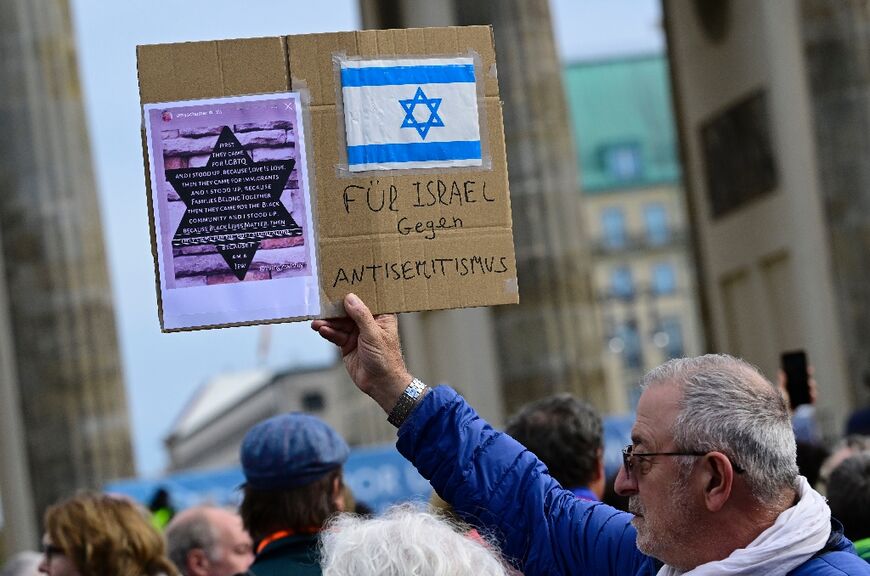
[622, 444, 745, 479]
[42, 543, 65, 561]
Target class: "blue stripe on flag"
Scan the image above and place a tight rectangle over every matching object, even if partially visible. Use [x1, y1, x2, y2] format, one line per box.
[341, 64, 476, 87]
[347, 140, 482, 165]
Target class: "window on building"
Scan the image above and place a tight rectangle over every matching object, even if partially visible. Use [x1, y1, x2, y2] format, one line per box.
[643, 203, 669, 245]
[301, 391, 325, 412]
[659, 317, 685, 359]
[610, 266, 634, 299]
[601, 207, 627, 249]
[601, 142, 643, 181]
[651, 262, 677, 295]
[617, 320, 643, 369]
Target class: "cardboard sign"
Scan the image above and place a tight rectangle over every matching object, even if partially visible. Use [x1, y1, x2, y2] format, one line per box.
[138, 27, 517, 331]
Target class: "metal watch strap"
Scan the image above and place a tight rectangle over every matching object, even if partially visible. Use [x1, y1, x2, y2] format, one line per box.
[387, 378, 429, 428]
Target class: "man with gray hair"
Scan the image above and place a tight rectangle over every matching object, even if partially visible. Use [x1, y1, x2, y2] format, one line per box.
[312, 294, 870, 576]
[165, 506, 253, 576]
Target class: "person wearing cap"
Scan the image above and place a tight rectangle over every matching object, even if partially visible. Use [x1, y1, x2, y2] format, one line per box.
[238, 413, 349, 576]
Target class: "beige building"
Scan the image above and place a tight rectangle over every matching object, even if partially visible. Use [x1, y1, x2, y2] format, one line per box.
[663, 0, 870, 434]
[164, 363, 393, 471]
[564, 56, 704, 412]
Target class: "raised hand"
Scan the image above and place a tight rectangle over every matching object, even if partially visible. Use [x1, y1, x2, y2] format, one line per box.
[311, 293, 412, 413]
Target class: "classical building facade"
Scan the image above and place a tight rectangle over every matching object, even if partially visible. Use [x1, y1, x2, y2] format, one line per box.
[564, 56, 704, 411]
[663, 0, 870, 434]
[164, 363, 391, 471]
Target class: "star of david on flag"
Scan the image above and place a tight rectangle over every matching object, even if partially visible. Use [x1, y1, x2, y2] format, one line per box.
[399, 87, 444, 139]
[340, 56, 482, 171]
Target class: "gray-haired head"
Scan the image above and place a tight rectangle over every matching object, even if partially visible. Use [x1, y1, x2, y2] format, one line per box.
[165, 507, 222, 574]
[320, 505, 512, 576]
[641, 354, 798, 505]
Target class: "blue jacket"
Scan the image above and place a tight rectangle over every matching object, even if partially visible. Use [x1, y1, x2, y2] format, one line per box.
[397, 387, 870, 576]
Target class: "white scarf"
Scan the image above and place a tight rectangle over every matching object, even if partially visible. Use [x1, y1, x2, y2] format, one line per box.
[657, 476, 831, 576]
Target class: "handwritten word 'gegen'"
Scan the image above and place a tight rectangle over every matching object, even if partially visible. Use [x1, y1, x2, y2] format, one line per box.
[397, 216, 462, 239]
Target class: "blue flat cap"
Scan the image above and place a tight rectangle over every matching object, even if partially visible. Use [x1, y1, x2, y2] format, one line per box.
[240, 413, 349, 490]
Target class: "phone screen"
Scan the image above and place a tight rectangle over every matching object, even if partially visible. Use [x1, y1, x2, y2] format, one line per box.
[781, 350, 810, 409]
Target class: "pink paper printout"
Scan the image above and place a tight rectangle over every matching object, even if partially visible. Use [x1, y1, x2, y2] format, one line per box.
[144, 93, 320, 330]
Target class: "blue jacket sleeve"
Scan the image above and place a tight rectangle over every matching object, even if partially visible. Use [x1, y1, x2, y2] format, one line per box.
[397, 386, 656, 576]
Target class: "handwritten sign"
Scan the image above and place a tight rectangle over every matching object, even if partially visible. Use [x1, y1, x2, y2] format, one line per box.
[138, 27, 517, 330]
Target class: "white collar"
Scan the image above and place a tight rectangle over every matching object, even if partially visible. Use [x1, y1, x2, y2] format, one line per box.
[657, 476, 831, 576]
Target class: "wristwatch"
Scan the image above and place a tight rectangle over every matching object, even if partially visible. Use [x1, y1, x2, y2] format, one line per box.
[387, 377, 429, 427]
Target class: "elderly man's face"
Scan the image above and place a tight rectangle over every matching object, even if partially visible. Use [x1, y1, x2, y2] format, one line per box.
[614, 383, 702, 568]
[208, 509, 254, 576]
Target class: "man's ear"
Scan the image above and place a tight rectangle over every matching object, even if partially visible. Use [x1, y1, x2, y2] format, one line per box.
[186, 548, 211, 576]
[700, 452, 734, 512]
[332, 475, 346, 512]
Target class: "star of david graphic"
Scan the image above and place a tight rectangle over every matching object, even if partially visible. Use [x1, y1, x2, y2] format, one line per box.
[166, 126, 301, 281]
[399, 87, 444, 140]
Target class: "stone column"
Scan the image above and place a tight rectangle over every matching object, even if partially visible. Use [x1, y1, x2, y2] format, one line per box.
[800, 0, 870, 408]
[0, 0, 134, 533]
[359, 0, 606, 413]
[0, 222, 38, 554]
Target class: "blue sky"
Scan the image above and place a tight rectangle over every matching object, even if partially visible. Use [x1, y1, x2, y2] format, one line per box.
[69, 0, 662, 476]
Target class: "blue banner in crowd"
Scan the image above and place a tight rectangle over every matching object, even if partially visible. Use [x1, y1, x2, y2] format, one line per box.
[106, 416, 634, 514]
[105, 443, 433, 514]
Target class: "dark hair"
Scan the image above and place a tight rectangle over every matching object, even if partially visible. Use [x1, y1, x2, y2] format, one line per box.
[505, 394, 603, 489]
[827, 452, 870, 541]
[796, 441, 830, 488]
[240, 469, 343, 541]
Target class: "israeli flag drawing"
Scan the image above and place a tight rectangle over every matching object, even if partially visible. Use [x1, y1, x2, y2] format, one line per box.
[340, 56, 482, 172]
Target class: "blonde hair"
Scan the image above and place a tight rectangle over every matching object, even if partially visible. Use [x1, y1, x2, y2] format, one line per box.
[44, 492, 179, 576]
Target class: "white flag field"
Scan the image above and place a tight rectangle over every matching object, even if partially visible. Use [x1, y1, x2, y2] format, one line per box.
[340, 57, 483, 172]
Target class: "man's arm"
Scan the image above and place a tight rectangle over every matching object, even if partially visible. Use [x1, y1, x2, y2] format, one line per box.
[311, 294, 650, 575]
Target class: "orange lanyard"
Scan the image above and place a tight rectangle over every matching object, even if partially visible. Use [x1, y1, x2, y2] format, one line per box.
[256, 528, 320, 554]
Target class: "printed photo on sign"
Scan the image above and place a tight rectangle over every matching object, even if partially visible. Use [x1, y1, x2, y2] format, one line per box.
[339, 56, 483, 172]
[144, 93, 320, 329]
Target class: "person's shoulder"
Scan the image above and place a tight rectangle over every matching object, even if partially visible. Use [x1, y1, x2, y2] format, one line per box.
[789, 551, 870, 575]
[242, 563, 321, 576]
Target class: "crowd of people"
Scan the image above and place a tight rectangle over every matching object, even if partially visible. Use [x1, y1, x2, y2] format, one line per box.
[3, 292, 870, 575]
